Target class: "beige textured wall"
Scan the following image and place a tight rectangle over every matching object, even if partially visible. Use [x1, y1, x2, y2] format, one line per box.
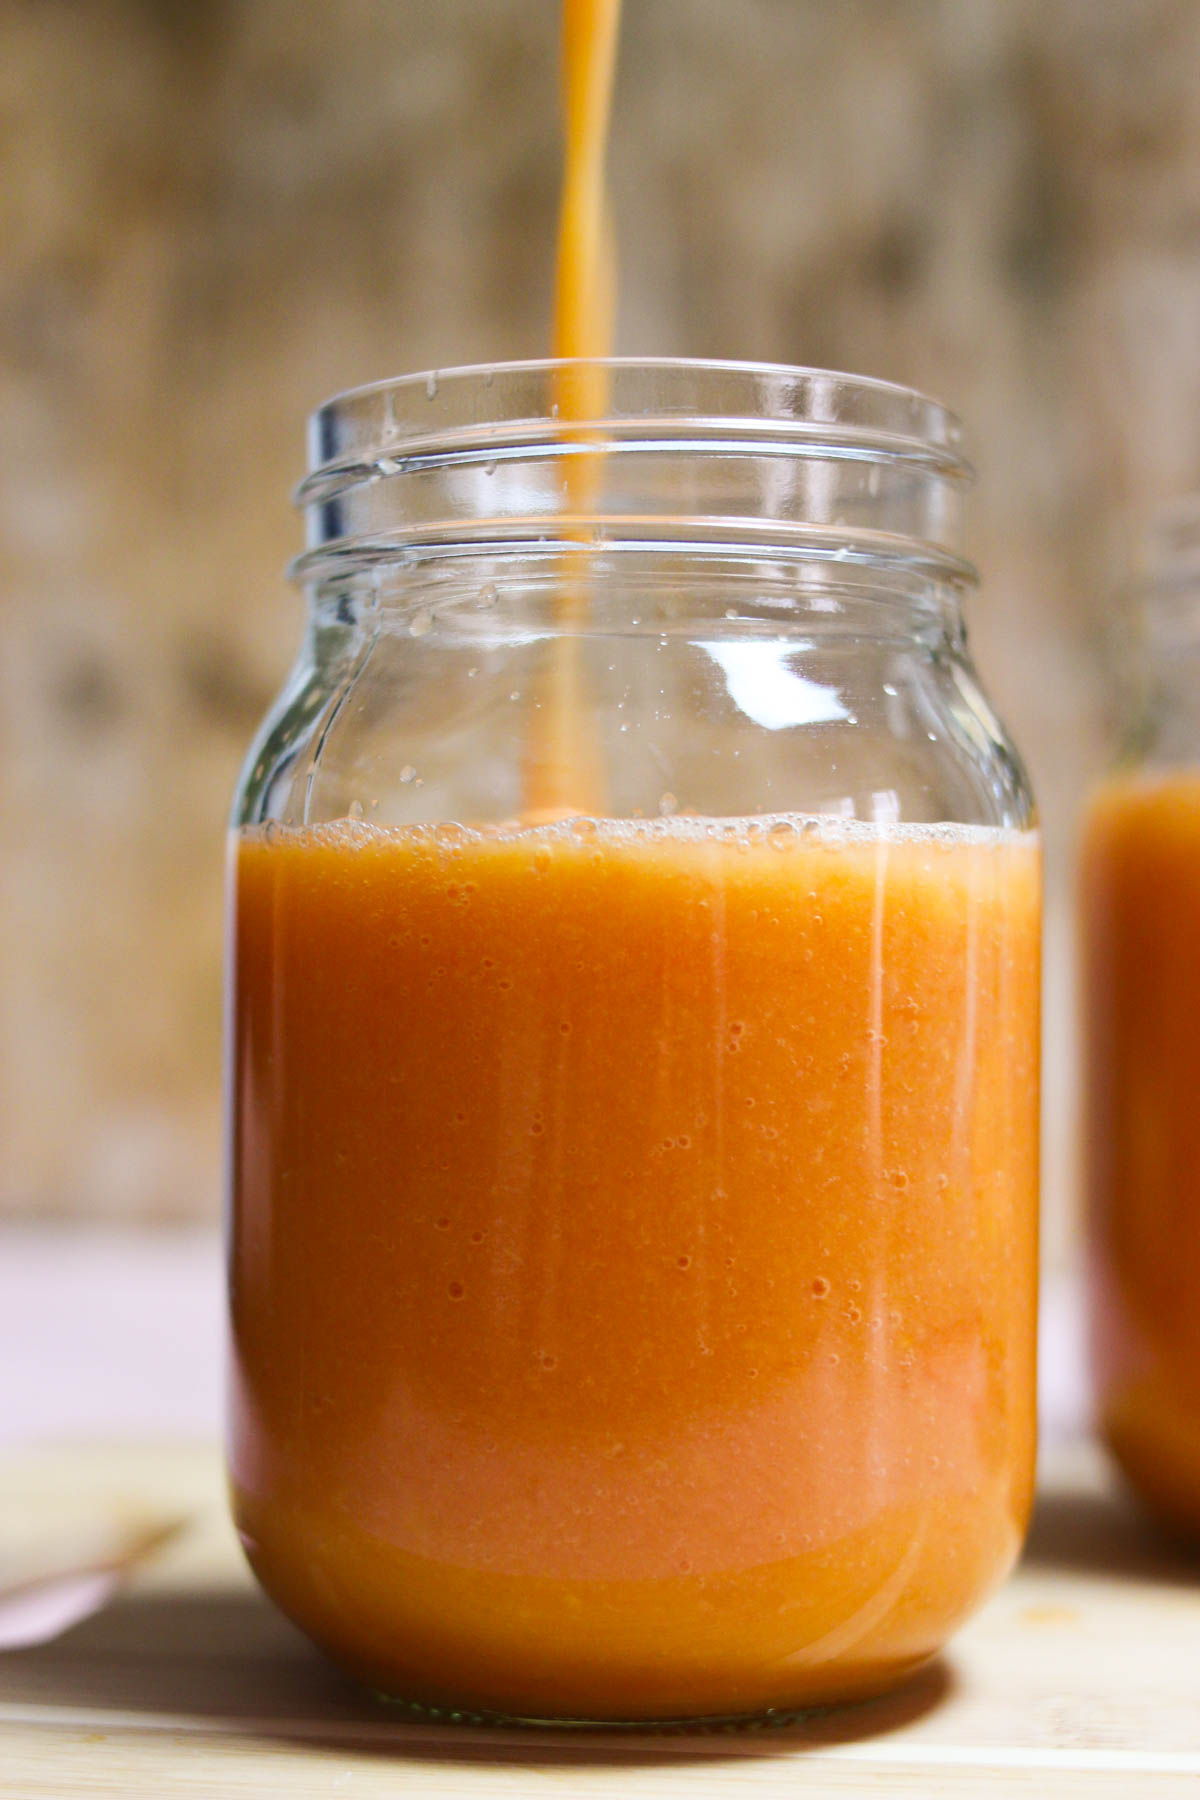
[4, 0, 1200, 1220]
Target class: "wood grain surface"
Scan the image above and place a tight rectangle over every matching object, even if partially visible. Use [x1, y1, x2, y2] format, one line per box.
[2, 1442, 1199, 1797]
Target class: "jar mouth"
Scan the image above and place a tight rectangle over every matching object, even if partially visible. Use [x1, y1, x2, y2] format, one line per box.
[292, 357, 976, 593]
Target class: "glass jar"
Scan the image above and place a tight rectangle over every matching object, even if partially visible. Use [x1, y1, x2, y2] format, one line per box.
[1083, 503, 1200, 1531]
[227, 359, 1040, 1723]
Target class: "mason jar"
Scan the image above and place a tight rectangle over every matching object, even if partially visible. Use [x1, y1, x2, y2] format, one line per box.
[1083, 502, 1200, 1532]
[227, 359, 1040, 1723]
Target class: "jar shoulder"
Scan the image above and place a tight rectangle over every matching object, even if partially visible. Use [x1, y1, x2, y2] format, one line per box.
[235, 612, 1035, 834]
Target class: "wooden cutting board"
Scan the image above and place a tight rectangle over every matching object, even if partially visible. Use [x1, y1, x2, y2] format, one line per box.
[2, 1441, 1199, 1797]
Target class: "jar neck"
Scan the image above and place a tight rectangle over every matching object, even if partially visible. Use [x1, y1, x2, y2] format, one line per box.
[1117, 503, 1200, 763]
[308, 552, 967, 655]
[292, 360, 977, 627]
[1119, 609, 1200, 764]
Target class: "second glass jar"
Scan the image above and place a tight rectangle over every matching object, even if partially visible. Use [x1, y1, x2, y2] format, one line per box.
[227, 359, 1041, 1722]
[1083, 503, 1200, 1532]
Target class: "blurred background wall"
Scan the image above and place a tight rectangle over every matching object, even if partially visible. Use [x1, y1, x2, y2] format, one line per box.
[4, 0, 1200, 1226]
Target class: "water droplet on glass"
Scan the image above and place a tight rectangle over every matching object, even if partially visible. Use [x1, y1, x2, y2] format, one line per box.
[400, 764, 417, 784]
[658, 792, 678, 816]
[425, 372, 439, 400]
[347, 799, 364, 820]
[410, 608, 434, 637]
[376, 454, 403, 477]
[478, 582, 498, 610]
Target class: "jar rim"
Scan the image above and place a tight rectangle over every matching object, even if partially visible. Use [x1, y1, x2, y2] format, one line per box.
[305, 356, 971, 469]
[313, 356, 966, 442]
[294, 357, 976, 593]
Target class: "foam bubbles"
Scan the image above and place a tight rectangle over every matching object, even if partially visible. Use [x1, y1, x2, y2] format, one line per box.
[240, 811, 1037, 859]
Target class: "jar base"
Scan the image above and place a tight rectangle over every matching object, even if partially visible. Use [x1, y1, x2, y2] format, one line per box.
[1104, 1396, 1200, 1541]
[359, 1657, 938, 1735]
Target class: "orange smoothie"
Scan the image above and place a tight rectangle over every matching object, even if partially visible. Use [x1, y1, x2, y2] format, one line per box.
[552, 0, 619, 374]
[1083, 773, 1200, 1528]
[526, 0, 623, 819]
[229, 813, 1040, 1718]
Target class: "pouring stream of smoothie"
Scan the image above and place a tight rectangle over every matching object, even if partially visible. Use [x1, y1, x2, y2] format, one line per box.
[524, 0, 622, 818]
